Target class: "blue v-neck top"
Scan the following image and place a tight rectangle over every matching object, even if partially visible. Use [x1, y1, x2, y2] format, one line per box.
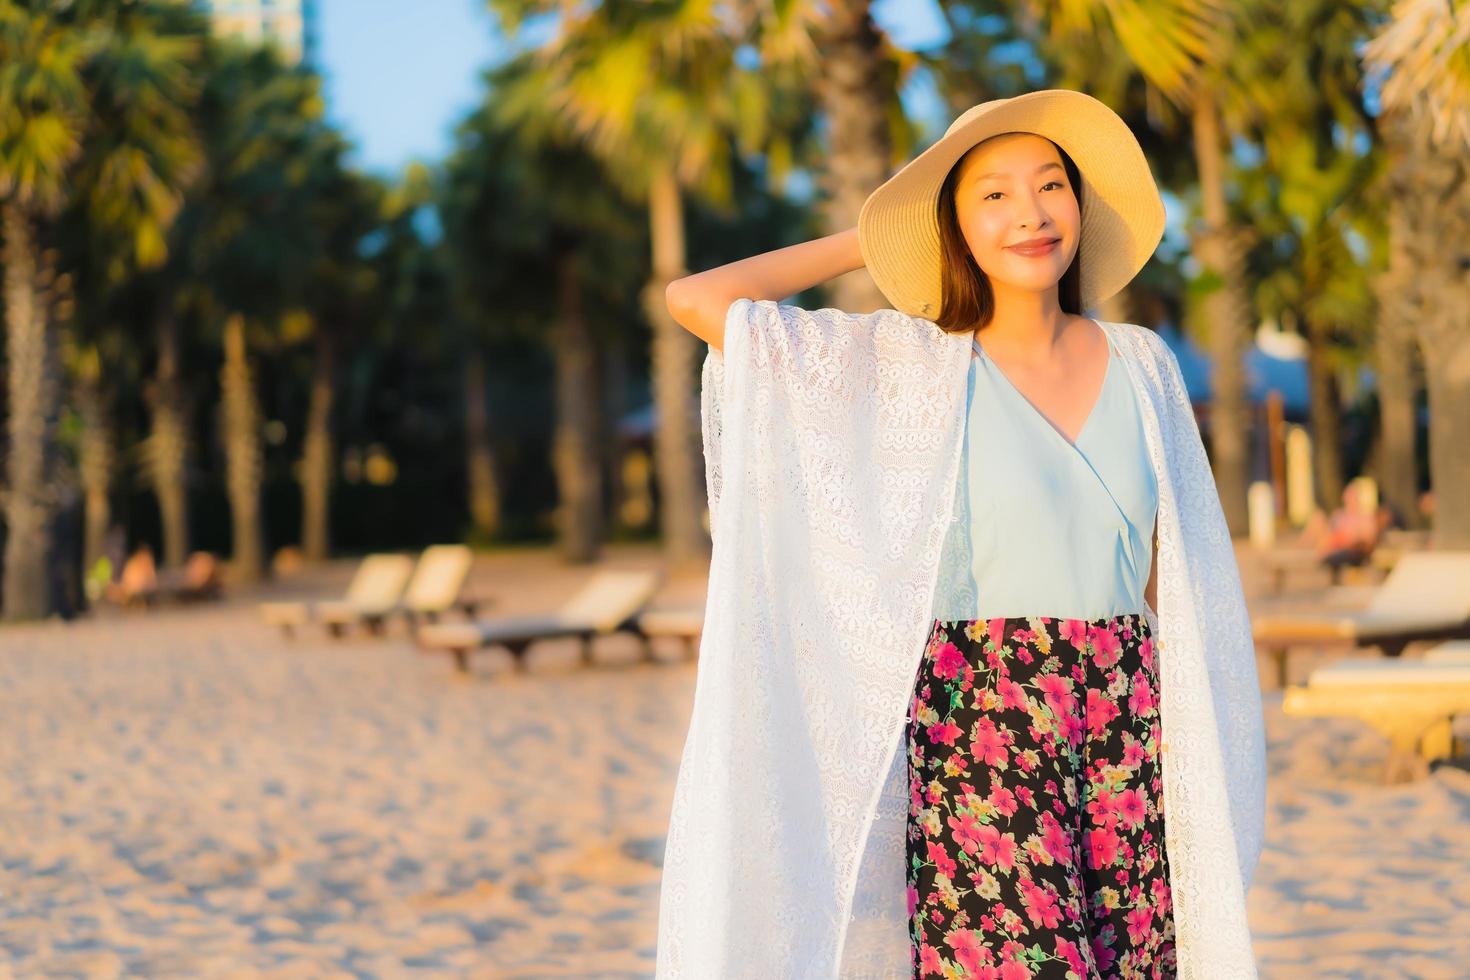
[930, 324, 1159, 621]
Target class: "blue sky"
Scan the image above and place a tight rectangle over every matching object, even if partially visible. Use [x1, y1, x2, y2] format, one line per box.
[316, 0, 950, 178]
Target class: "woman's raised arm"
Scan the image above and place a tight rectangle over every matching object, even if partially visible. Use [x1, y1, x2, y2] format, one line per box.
[664, 227, 866, 352]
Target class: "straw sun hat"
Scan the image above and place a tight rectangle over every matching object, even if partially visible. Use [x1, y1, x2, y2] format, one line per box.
[857, 88, 1166, 319]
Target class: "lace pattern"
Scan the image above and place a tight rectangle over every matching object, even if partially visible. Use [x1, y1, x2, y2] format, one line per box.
[655, 300, 1265, 979]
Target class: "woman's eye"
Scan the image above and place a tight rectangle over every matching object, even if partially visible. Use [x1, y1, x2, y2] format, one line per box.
[984, 181, 1064, 202]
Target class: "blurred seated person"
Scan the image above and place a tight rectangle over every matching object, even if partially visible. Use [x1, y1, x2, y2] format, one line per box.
[1296, 476, 1394, 573]
[105, 543, 158, 607]
[175, 551, 224, 601]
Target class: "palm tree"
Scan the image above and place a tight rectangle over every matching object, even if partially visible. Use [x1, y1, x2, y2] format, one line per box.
[294, 139, 379, 561]
[486, 0, 808, 567]
[1232, 0, 1380, 513]
[171, 40, 343, 581]
[442, 66, 650, 561]
[1362, 0, 1470, 546]
[0, 0, 203, 619]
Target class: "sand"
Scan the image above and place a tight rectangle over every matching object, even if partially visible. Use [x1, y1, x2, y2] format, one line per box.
[1, 542, 1467, 977]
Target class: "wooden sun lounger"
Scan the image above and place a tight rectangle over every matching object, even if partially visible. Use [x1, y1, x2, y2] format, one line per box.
[1252, 551, 1470, 688]
[315, 545, 485, 635]
[260, 553, 414, 637]
[416, 569, 664, 673]
[636, 606, 704, 660]
[1282, 645, 1470, 782]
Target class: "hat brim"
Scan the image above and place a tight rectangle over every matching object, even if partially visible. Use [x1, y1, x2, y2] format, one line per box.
[858, 89, 1166, 319]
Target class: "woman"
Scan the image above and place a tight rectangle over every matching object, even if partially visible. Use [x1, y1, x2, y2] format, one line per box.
[658, 90, 1266, 979]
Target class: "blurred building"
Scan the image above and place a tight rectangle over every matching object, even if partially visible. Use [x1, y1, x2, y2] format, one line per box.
[197, 0, 319, 66]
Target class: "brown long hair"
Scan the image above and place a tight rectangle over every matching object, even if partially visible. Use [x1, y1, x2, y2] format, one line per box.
[932, 138, 1085, 334]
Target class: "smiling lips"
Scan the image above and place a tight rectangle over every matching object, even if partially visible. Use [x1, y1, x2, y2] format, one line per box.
[1008, 238, 1060, 257]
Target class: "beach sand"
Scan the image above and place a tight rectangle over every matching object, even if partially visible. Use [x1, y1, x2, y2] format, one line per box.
[2, 543, 1467, 977]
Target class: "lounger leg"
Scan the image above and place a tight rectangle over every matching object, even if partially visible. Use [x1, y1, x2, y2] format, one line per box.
[366, 616, 387, 636]
[327, 622, 346, 638]
[580, 635, 594, 665]
[506, 641, 531, 671]
[1421, 718, 1455, 764]
[452, 649, 470, 674]
[1266, 647, 1288, 690]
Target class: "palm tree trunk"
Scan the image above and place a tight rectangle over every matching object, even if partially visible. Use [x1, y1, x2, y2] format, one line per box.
[463, 348, 501, 539]
[813, 0, 893, 314]
[2, 203, 56, 621]
[1189, 87, 1254, 536]
[1381, 106, 1469, 543]
[75, 369, 112, 573]
[220, 312, 265, 582]
[1371, 192, 1421, 528]
[1420, 324, 1470, 547]
[643, 164, 708, 566]
[550, 249, 603, 563]
[146, 310, 191, 568]
[602, 338, 630, 533]
[300, 330, 334, 561]
[1303, 315, 1344, 510]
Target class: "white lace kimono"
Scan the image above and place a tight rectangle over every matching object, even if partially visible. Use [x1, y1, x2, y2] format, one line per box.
[656, 299, 1267, 979]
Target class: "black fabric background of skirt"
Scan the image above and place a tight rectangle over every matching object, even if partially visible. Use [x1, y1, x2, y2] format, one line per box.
[905, 613, 1177, 980]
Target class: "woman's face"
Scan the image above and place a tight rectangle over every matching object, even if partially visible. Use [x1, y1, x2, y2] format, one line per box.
[949, 132, 1080, 298]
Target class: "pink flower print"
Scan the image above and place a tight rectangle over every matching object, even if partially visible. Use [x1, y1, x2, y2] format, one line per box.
[1091, 931, 1117, 973]
[986, 617, 1008, 645]
[1126, 904, 1155, 945]
[1059, 618, 1088, 646]
[927, 720, 963, 746]
[1034, 672, 1075, 717]
[934, 641, 967, 679]
[997, 677, 1027, 712]
[1088, 623, 1123, 668]
[947, 928, 986, 975]
[1086, 688, 1120, 738]
[1129, 669, 1157, 716]
[926, 839, 957, 878]
[1039, 811, 1073, 865]
[1087, 787, 1121, 828]
[1018, 879, 1063, 928]
[1122, 737, 1147, 769]
[906, 883, 919, 919]
[1139, 635, 1156, 672]
[970, 717, 1009, 767]
[1085, 826, 1120, 869]
[1054, 936, 1088, 975]
[989, 784, 1018, 817]
[918, 942, 944, 976]
[977, 825, 1019, 871]
[1151, 876, 1172, 909]
[1059, 709, 1087, 747]
[948, 812, 986, 856]
[1115, 787, 1147, 829]
[997, 961, 1028, 980]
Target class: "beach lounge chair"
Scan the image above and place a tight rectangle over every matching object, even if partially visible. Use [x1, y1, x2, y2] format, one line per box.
[316, 544, 483, 635]
[260, 553, 414, 636]
[1252, 551, 1470, 688]
[416, 569, 663, 673]
[636, 606, 705, 660]
[1281, 642, 1470, 782]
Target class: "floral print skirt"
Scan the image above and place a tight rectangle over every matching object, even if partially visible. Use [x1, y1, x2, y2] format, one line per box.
[905, 613, 1177, 979]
